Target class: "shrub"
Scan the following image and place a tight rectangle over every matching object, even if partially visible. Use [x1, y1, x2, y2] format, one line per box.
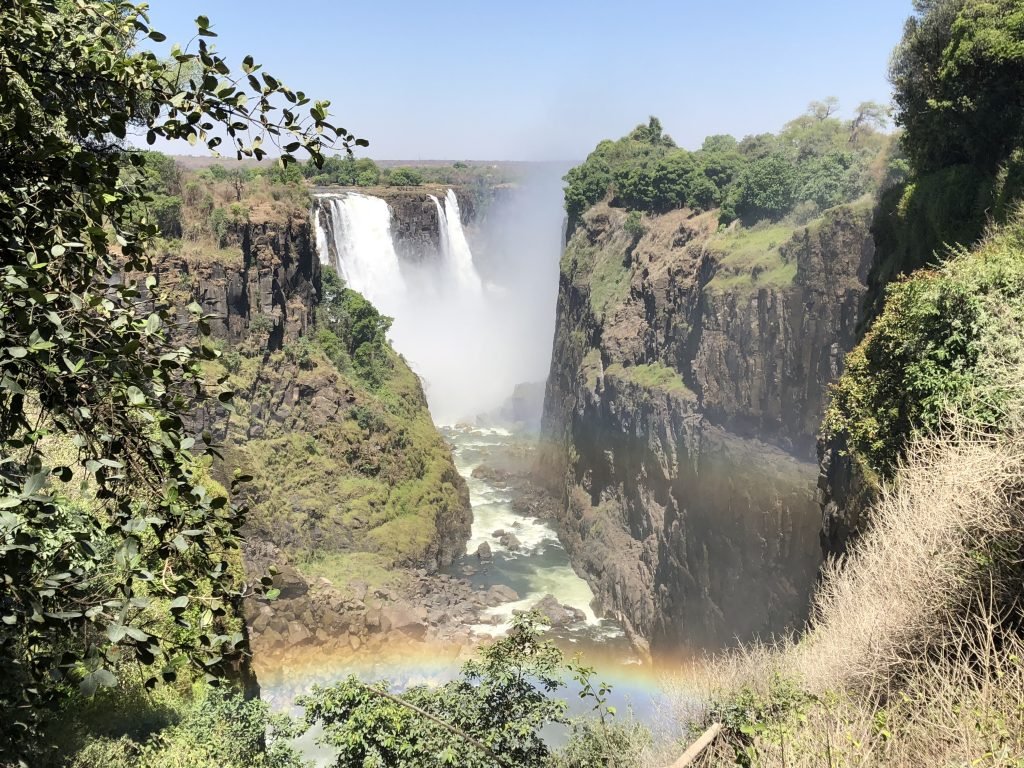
[825, 214, 1024, 475]
[623, 210, 645, 239]
[386, 167, 424, 186]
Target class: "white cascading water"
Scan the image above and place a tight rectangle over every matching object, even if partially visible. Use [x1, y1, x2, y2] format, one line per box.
[315, 189, 499, 423]
[427, 194, 450, 264]
[316, 193, 407, 318]
[440, 189, 483, 294]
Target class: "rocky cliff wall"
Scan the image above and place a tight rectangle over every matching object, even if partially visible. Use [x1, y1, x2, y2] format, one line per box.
[540, 201, 874, 648]
[155, 206, 472, 584]
[156, 215, 319, 352]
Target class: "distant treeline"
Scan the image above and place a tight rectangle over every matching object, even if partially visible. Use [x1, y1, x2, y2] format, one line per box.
[301, 156, 513, 187]
[565, 102, 898, 227]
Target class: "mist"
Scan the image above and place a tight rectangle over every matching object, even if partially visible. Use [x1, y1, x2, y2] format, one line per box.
[315, 164, 569, 425]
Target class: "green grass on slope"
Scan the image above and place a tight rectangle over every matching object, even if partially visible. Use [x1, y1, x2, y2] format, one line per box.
[210, 342, 465, 580]
[705, 222, 800, 292]
[560, 210, 635, 320]
[604, 361, 695, 399]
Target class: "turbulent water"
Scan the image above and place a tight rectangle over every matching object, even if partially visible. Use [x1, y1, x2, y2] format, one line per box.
[445, 426, 616, 638]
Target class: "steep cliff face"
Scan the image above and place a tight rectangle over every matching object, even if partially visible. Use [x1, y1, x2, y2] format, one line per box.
[157, 208, 472, 587]
[540, 201, 873, 648]
[156, 215, 319, 351]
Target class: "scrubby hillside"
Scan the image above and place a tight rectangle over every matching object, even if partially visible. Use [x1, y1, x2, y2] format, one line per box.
[150, 163, 472, 618]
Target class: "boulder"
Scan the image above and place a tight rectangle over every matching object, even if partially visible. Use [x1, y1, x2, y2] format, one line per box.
[261, 628, 284, 649]
[251, 607, 272, 634]
[486, 584, 519, 604]
[532, 594, 586, 627]
[498, 532, 522, 551]
[286, 621, 312, 647]
[475, 542, 492, 560]
[273, 564, 309, 599]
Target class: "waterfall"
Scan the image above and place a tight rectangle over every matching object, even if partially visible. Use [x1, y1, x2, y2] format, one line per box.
[441, 189, 483, 294]
[314, 192, 407, 317]
[428, 194, 451, 262]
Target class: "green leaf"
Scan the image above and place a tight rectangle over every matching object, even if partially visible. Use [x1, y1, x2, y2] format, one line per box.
[80, 668, 116, 697]
[23, 471, 47, 496]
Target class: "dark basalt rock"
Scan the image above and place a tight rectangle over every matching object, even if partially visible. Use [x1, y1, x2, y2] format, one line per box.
[539, 203, 875, 649]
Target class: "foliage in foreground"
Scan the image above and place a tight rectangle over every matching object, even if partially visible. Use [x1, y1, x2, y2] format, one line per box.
[48, 680, 302, 768]
[0, 0, 357, 760]
[299, 612, 651, 768]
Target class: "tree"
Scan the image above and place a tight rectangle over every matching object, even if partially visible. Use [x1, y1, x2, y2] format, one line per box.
[889, 0, 1024, 173]
[849, 100, 890, 145]
[563, 154, 612, 225]
[808, 96, 840, 121]
[737, 153, 799, 220]
[298, 613, 641, 768]
[0, 1, 362, 758]
[386, 167, 424, 186]
[629, 115, 676, 147]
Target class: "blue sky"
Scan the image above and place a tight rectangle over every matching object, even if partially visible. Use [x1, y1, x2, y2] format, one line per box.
[145, 0, 912, 161]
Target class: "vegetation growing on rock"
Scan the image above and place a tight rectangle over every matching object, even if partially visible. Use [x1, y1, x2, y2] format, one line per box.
[825, 216, 1024, 475]
[0, 0, 357, 759]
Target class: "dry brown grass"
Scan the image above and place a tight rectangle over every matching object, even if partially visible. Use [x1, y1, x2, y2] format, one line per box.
[663, 409, 1024, 768]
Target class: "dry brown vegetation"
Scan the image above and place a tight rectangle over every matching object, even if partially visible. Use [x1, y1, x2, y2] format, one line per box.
[663, 399, 1024, 767]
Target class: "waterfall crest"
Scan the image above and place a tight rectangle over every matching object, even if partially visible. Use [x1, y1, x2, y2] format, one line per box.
[313, 171, 564, 427]
[441, 189, 483, 294]
[315, 193, 407, 317]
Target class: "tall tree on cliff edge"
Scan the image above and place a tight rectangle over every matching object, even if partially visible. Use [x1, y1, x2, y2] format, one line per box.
[0, 1, 364, 759]
[892, 0, 1024, 174]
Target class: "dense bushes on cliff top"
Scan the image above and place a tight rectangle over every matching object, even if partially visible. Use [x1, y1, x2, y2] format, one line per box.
[563, 106, 894, 228]
[863, 0, 1024, 312]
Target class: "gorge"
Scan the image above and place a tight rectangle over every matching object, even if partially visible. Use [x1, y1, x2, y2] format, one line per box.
[8, 2, 1024, 765]
[206, 148, 883, 702]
